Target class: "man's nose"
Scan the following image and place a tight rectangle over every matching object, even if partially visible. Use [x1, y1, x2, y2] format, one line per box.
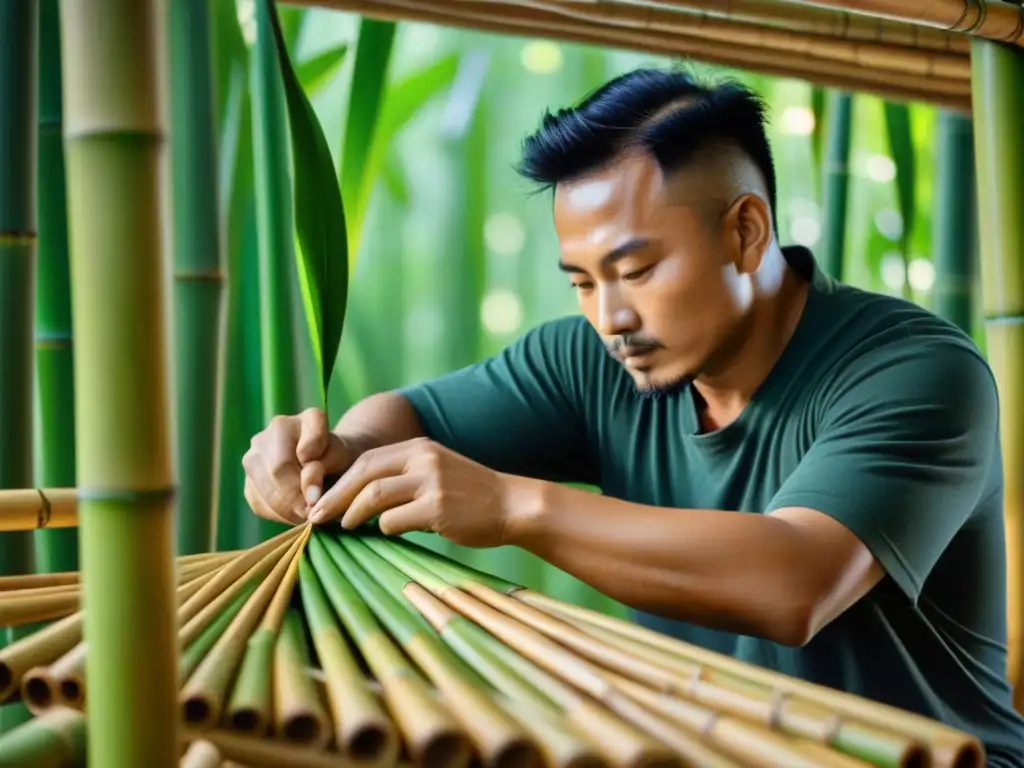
[597, 288, 639, 337]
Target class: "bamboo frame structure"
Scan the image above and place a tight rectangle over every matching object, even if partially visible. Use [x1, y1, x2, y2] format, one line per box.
[0, 0, 1021, 764]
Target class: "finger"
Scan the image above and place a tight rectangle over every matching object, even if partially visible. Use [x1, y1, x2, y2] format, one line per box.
[378, 498, 435, 537]
[308, 441, 420, 523]
[338, 474, 423, 530]
[295, 408, 329, 464]
[301, 461, 325, 507]
[246, 452, 306, 524]
[244, 477, 297, 527]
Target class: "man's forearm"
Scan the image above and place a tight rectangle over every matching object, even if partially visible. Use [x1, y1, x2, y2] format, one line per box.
[502, 478, 823, 646]
[333, 391, 426, 454]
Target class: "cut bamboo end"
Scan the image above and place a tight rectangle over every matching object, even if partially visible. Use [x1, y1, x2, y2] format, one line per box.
[180, 738, 222, 768]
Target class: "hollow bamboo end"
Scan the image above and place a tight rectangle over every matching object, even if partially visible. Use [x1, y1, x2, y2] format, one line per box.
[416, 729, 473, 768]
[493, 737, 544, 768]
[21, 669, 58, 712]
[59, 674, 84, 707]
[182, 694, 218, 728]
[0, 663, 12, 700]
[280, 712, 324, 746]
[227, 707, 266, 736]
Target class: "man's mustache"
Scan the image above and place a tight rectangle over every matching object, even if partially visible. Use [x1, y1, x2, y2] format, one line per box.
[604, 334, 663, 360]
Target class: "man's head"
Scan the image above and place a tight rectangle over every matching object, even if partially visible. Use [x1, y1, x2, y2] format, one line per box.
[517, 68, 787, 395]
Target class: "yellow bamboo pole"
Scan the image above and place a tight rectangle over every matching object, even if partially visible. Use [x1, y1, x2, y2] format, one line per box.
[969, 35, 1024, 710]
[311, 0, 973, 111]
[784, 0, 1024, 46]
[58, 0, 178, 765]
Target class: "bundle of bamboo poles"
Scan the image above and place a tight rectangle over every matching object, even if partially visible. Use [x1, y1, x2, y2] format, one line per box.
[0, 522, 986, 768]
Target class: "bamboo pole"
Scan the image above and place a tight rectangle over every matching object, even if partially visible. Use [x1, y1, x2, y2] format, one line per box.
[0, 0, 40, 733]
[931, 110, 976, 334]
[452, 0, 973, 79]
[818, 91, 853, 280]
[168, 0, 226, 555]
[0, 489, 78, 532]
[33, 0, 79, 575]
[58, 0, 179, 764]
[312, 0, 973, 111]
[969, 36, 1024, 711]
[784, 1, 1024, 47]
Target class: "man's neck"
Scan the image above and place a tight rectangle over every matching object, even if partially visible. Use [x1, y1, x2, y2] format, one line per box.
[692, 262, 810, 431]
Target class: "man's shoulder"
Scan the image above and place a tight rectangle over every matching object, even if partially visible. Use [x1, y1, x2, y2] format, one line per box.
[510, 314, 605, 364]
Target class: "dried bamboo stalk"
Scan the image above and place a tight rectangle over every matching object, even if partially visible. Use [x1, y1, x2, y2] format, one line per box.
[784, 0, 1024, 46]
[458, 0, 972, 79]
[0, 488, 77, 531]
[312, 0, 973, 111]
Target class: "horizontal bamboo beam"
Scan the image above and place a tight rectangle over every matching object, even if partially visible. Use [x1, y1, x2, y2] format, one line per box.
[0, 489, 77, 532]
[643, 0, 970, 53]
[302, 0, 972, 111]
[465, 0, 971, 79]
[784, 0, 1024, 47]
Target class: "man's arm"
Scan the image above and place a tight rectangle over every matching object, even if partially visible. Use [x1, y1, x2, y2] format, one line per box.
[332, 390, 428, 456]
[502, 336, 999, 647]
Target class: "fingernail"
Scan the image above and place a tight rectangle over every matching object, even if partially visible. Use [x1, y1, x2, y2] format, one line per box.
[305, 486, 321, 505]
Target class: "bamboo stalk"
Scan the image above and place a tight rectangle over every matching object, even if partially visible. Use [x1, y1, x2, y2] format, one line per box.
[0, 706, 86, 767]
[181, 739, 222, 768]
[783, 0, 1024, 47]
[179, 531, 307, 727]
[169, 0, 226, 556]
[969, 36, 1024, 712]
[331, 536, 543, 768]
[33, 0, 79, 575]
[181, 728, 359, 768]
[224, 526, 310, 733]
[0, 0, 40, 732]
[57, 0, 178, 759]
[314, 0, 973, 111]
[179, 581, 258, 684]
[0, 612, 80, 703]
[305, 535, 465, 767]
[0, 489, 78, 533]
[819, 91, 853, 280]
[273, 608, 331, 748]
[455, 0, 973, 79]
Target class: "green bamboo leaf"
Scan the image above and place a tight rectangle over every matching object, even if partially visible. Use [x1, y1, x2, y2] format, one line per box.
[883, 101, 917, 252]
[265, 1, 348, 411]
[297, 43, 348, 95]
[380, 152, 409, 204]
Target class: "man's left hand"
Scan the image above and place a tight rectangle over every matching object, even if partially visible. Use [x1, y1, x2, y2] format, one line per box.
[306, 437, 514, 547]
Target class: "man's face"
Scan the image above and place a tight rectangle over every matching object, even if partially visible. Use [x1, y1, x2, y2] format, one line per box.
[553, 152, 757, 394]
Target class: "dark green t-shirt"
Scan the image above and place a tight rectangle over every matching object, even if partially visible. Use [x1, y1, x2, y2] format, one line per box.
[400, 245, 1024, 764]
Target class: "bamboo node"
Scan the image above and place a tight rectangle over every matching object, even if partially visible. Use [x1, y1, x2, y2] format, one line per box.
[36, 489, 51, 528]
[75, 485, 177, 504]
[0, 231, 37, 246]
[767, 689, 789, 729]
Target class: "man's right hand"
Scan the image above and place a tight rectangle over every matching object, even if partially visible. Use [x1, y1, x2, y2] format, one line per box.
[242, 407, 354, 525]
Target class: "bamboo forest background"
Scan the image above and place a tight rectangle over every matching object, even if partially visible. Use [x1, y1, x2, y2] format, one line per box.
[24, 1, 981, 625]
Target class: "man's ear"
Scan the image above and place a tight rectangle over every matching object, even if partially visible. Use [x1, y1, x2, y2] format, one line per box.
[724, 193, 773, 274]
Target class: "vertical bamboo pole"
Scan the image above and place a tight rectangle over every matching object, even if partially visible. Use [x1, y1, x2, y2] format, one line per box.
[59, 0, 179, 763]
[169, 0, 225, 555]
[970, 36, 1024, 711]
[818, 91, 852, 281]
[0, 0, 40, 733]
[931, 111, 976, 335]
[34, 0, 78, 575]
[251, 0, 301, 542]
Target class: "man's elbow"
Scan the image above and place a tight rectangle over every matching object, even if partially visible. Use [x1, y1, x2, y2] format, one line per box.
[766, 604, 818, 647]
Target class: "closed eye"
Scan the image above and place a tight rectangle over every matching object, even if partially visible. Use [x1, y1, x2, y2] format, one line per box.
[623, 264, 654, 282]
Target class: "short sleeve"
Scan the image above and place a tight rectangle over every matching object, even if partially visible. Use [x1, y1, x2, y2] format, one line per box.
[399, 316, 600, 485]
[766, 338, 1001, 603]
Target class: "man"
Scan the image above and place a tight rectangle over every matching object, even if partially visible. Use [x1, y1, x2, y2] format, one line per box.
[242, 68, 1024, 763]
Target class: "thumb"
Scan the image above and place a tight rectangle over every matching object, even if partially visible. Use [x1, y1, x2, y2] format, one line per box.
[300, 434, 350, 507]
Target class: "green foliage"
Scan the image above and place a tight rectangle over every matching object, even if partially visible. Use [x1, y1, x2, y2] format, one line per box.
[266, 0, 349, 413]
[883, 102, 917, 270]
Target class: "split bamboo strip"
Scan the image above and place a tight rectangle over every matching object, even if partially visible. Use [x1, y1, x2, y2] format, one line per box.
[969, 35, 1024, 711]
[305, 536, 466, 767]
[390, 540, 950, 767]
[456, 0, 972, 79]
[0, 706, 85, 767]
[224, 526, 312, 733]
[515, 590, 983, 768]
[332, 535, 544, 768]
[181, 739, 222, 768]
[633, 0, 969, 52]
[784, 0, 1024, 46]
[314, 0, 973, 111]
[272, 608, 330, 748]
[179, 582, 258, 683]
[180, 531, 308, 727]
[364, 538, 681, 768]
[59, 0, 178, 763]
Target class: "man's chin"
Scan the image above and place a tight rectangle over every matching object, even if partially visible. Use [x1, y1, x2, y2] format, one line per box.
[627, 368, 692, 399]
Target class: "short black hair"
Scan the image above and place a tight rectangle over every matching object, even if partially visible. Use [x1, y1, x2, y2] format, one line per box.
[516, 67, 777, 224]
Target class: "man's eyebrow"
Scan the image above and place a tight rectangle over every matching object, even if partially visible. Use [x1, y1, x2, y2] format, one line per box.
[558, 237, 650, 273]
